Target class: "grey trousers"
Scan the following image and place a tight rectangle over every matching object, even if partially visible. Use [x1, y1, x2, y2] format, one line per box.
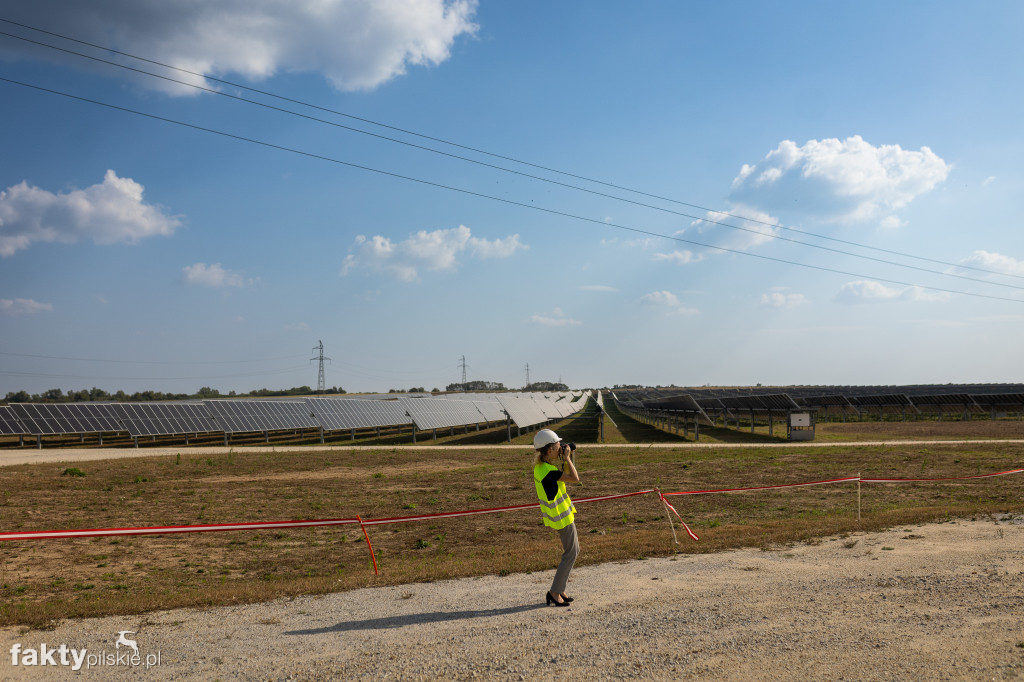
[550, 522, 579, 594]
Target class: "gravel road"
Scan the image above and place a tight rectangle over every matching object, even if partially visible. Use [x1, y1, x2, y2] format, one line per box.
[5, 441, 1024, 468]
[2, 517, 1023, 680]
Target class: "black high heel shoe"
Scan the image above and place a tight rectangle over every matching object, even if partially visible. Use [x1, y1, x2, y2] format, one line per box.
[546, 592, 570, 607]
[560, 594, 574, 603]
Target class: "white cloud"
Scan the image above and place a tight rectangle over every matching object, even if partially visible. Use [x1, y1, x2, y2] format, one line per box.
[640, 290, 699, 315]
[641, 290, 680, 307]
[959, 251, 1024, 277]
[2, 1, 478, 93]
[836, 280, 950, 304]
[600, 236, 658, 249]
[626, 237, 657, 249]
[686, 205, 781, 252]
[579, 285, 618, 292]
[0, 297, 53, 316]
[531, 307, 581, 327]
[182, 263, 249, 288]
[341, 225, 526, 282]
[730, 135, 951, 225]
[983, 176, 996, 186]
[653, 249, 703, 265]
[0, 170, 180, 257]
[467, 233, 525, 259]
[760, 292, 809, 308]
[908, 288, 951, 303]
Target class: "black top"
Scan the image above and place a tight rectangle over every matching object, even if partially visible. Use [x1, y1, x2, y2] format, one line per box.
[540, 468, 562, 501]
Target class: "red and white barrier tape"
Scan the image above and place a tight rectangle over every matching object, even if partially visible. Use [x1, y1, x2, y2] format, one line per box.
[2, 469, 1020, 543]
[861, 468, 1024, 483]
[0, 491, 660, 542]
[360, 490, 655, 527]
[657, 490, 699, 541]
[662, 476, 861, 497]
[0, 517, 361, 542]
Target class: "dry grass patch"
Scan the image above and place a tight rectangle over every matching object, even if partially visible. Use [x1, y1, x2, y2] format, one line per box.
[1, 438, 1022, 628]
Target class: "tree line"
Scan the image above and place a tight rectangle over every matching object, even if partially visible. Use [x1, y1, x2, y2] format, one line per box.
[2, 385, 347, 404]
[4, 380, 576, 404]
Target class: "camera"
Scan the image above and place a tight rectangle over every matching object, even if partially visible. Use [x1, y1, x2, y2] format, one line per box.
[560, 441, 576, 453]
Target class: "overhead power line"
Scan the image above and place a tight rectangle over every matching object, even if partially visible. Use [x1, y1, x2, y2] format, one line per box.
[0, 351, 308, 365]
[2, 76, 1022, 305]
[0, 17, 1020, 284]
[0, 365, 312, 382]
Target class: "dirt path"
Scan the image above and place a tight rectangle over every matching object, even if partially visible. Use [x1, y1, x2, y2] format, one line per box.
[4, 440, 1024, 468]
[2, 517, 1022, 680]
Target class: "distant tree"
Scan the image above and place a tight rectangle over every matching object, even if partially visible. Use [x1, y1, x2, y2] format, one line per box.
[89, 387, 109, 401]
[196, 386, 220, 399]
[4, 390, 30, 403]
[525, 382, 568, 392]
[409, 387, 426, 393]
[41, 388, 64, 402]
[445, 380, 507, 392]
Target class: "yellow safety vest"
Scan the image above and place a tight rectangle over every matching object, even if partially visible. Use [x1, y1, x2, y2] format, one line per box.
[534, 462, 576, 530]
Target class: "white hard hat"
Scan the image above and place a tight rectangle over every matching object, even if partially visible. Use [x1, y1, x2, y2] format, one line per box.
[533, 428, 561, 450]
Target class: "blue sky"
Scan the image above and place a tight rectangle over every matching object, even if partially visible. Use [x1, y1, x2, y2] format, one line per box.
[1, 1, 1022, 395]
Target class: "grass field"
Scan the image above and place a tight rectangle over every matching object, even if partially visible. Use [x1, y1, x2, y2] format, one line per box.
[1, 410, 1023, 630]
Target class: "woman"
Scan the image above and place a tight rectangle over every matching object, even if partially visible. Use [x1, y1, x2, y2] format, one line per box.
[533, 428, 580, 607]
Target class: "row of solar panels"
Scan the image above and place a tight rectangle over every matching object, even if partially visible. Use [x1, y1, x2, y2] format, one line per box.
[612, 388, 1024, 415]
[0, 391, 592, 438]
[618, 384, 1024, 402]
[614, 391, 800, 415]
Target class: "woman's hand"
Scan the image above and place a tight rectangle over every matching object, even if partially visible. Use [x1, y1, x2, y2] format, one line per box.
[559, 445, 580, 484]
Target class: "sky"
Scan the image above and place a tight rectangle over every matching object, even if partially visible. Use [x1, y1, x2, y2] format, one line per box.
[1, 1, 1022, 396]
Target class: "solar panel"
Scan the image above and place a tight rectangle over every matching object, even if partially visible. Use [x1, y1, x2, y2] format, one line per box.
[639, 393, 706, 413]
[204, 400, 319, 434]
[306, 397, 411, 430]
[8, 403, 125, 435]
[0, 406, 25, 435]
[471, 400, 507, 422]
[852, 394, 913, 407]
[497, 396, 548, 428]
[972, 393, 1024, 410]
[550, 398, 573, 418]
[399, 398, 487, 430]
[112, 402, 219, 436]
[908, 393, 980, 406]
[717, 394, 800, 411]
[798, 395, 854, 408]
[444, 395, 508, 422]
[908, 394, 984, 414]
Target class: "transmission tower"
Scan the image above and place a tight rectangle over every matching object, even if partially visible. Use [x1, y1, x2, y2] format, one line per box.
[310, 340, 331, 395]
[458, 355, 468, 390]
[524, 362, 530, 389]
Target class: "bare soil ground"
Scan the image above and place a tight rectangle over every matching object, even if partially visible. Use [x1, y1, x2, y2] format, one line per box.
[1, 419, 1023, 678]
[816, 418, 1024, 441]
[1, 517, 1022, 680]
